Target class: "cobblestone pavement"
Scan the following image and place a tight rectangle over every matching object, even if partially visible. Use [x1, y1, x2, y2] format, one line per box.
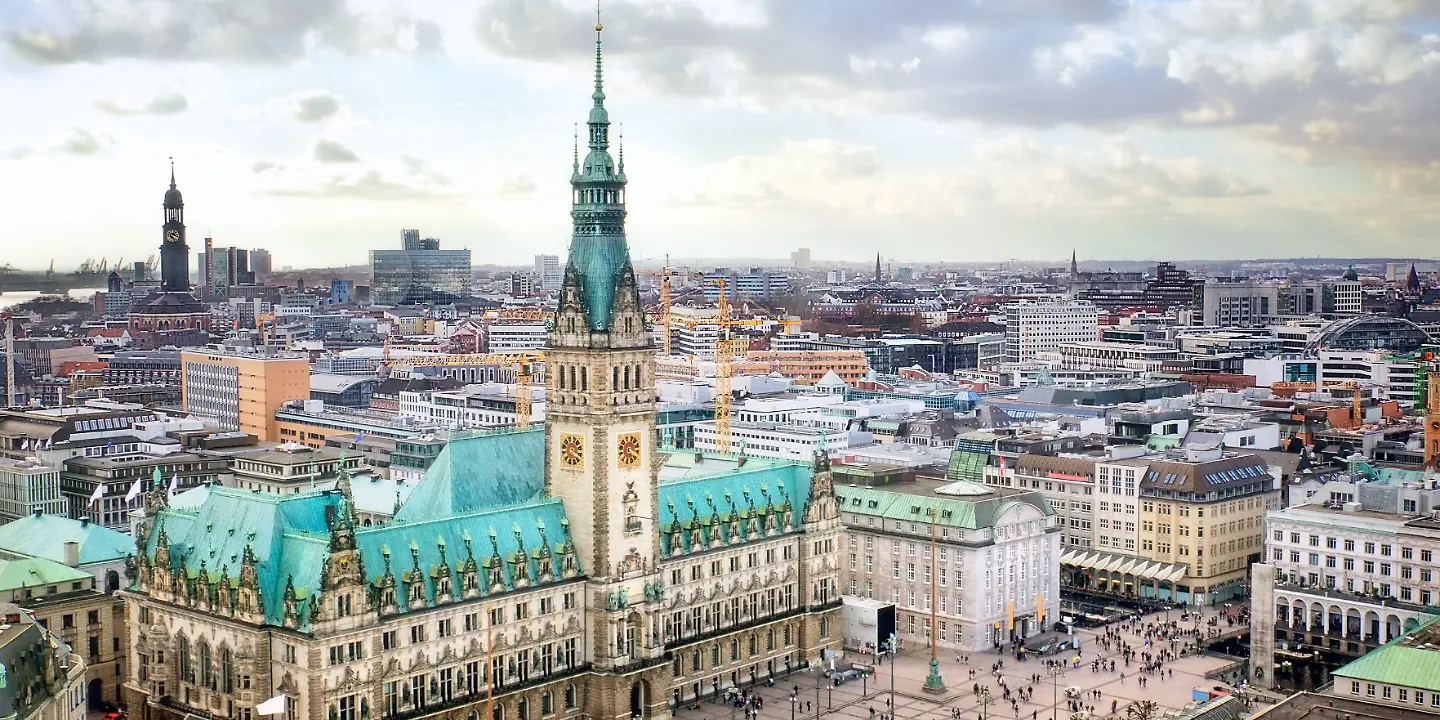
[674, 608, 1236, 720]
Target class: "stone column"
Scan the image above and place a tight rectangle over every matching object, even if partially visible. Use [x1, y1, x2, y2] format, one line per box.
[1249, 563, 1275, 686]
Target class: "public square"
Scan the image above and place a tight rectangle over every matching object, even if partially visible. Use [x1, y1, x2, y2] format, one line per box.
[679, 609, 1239, 720]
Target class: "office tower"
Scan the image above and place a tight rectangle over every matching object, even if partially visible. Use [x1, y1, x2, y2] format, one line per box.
[370, 232, 471, 305]
[535, 254, 562, 292]
[1002, 299, 1100, 363]
[180, 348, 309, 441]
[249, 248, 272, 281]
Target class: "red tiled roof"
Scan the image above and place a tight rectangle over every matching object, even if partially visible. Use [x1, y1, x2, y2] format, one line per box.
[57, 361, 108, 376]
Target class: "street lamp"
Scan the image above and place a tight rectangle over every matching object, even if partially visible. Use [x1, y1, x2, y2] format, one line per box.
[789, 693, 796, 720]
[978, 687, 993, 720]
[923, 508, 946, 695]
[1047, 663, 1065, 720]
[888, 633, 897, 709]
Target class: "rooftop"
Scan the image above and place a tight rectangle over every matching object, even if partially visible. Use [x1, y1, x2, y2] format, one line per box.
[1332, 616, 1440, 693]
[1253, 693, 1420, 720]
[0, 513, 133, 565]
[832, 478, 1053, 531]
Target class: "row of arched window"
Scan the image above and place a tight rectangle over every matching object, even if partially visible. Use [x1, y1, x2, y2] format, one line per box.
[175, 635, 236, 693]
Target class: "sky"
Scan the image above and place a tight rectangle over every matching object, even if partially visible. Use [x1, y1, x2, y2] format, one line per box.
[1, 0, 1438, 271]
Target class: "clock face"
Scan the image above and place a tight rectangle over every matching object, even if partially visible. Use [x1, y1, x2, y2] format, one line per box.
[617, 432, 642, 468]
[559, 434, 585, 469]
[164, 229, 180, 242]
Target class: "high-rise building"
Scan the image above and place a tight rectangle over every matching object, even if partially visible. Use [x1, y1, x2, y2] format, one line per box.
[248, 248, 272, 281]
[535, 254, 562, 292]
[791, 248, 811, 268]
[124, 22, 842, 720]
[180, 348, 309, 441]
[1002, 299, 1099, 364]
[205, 245, 255, 296]
[370, 232, 471, 305]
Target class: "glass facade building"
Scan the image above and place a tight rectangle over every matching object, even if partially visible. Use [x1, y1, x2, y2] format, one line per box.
[370, 243, 472, 305]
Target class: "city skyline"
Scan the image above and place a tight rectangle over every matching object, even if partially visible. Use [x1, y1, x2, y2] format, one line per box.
[3, 0, 1439, 269]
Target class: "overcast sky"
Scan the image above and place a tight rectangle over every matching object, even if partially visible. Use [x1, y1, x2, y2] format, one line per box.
[2, 0, 1438, 270]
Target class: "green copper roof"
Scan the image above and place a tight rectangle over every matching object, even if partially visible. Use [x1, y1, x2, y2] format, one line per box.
[656, 453, 813, 555]
[0, 514, 133, 566]
[0, 553, 92, 591]
[358, 497, 577, 610]
[1332, 616, 1440, 692]
[146, 487, 336, 625]
[392, 428, 544, 524]
[564, 18, 633, 333]
[832, 484, 1052, 531]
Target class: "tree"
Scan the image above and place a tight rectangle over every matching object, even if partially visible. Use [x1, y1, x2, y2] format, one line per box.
[1128, 700, 1160, 720]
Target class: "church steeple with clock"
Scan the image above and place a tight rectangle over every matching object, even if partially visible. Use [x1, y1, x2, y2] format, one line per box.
[544, 8, 665, 696]
[160, 160, 189, 292]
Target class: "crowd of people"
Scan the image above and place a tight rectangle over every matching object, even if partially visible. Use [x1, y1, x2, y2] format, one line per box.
[699, 606, 1254, 719]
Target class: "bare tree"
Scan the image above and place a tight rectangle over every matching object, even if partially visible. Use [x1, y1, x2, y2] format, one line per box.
[1127, 700, 1160, 720]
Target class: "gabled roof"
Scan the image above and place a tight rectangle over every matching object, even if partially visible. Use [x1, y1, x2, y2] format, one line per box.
[392, 428, 545, 523]
[147, 487, 335, 624]
[0, 514, 133, 566]
[816, 370, 847, 388]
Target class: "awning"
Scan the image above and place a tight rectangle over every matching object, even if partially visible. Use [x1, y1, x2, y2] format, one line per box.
[1060, 548, 1189, 582]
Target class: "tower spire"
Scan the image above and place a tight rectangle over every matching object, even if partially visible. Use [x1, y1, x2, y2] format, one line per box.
[593, 1, 605, 107]
[572, 123, 580, 180]
[169, 156, 176, 188]
[618, 123, 625, 176]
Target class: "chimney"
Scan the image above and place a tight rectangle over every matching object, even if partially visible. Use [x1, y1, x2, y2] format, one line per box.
[62, 541, 80, 567]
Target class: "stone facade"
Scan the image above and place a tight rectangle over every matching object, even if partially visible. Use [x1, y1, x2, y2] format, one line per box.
[118, 16, 841, 720]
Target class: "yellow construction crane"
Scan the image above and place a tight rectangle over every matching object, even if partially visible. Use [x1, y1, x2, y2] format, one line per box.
[388, 351, 546, 426]
[710, 277, 753, 455]
[254, 312, 275, 345]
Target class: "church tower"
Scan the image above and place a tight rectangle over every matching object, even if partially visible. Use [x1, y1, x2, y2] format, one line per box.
[544, 10, 666, 711]
[160, 161, 189, 292]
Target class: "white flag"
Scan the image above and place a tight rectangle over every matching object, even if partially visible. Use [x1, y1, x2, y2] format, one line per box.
[89, 483, 105, 506]
[125, 478, 143, 503]
[168, 473, 179, 499]
[256, 696, 287, 716]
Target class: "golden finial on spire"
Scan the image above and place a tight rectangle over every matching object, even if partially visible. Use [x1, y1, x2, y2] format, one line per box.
[595, 0, 603, 32]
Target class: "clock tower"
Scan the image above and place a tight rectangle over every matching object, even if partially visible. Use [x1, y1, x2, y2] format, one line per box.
[544, 13, 667, 717]
[160, 161, 189, 292]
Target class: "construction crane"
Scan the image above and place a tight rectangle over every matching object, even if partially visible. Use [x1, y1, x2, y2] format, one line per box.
[710, 277, 753, 455]
[3, 311, 14, 408]
[254, 312, 275, 345]
[388, 351, 546, 426]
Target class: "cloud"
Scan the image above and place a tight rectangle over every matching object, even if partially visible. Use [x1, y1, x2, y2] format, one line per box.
[289, 90, 346, 123]
[498, 176, 538, 195]
[1377, 162, 1440, 194]
[5, 0, 441, 65]
[55, 129, 112, 155]
[677, 137, 1266, 216]
[312, 139, 360, 164]
[473, 0, 1440, 173]
[94, 91, 189, 116]
[263, 169, 451, 201]
[401, 156, 452, 186]
[251, 161, 281, 173]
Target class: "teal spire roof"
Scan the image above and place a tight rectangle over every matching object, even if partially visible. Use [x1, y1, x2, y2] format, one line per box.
[564, 10, 633, 333]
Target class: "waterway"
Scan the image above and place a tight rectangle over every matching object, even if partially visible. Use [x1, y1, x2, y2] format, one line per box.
[0, 288, 104, 311]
